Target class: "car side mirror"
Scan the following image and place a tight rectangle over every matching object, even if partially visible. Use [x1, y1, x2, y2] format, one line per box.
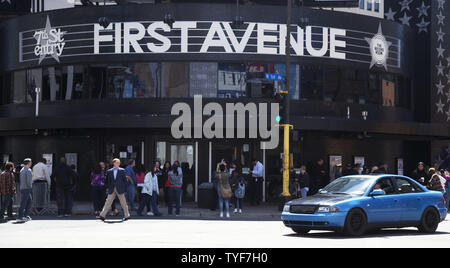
[371, 189, 386, 196]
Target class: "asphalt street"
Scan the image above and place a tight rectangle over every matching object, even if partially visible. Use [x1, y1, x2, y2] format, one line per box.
[0, 215, 449, 248]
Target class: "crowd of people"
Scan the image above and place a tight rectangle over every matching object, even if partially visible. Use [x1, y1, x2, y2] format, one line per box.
[0, 155, 266, 223]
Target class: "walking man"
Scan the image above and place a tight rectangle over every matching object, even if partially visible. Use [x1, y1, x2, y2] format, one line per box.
[17, 158, 33, 223]
[0, 162, 16, 223]
[98, 158, 131, 222]
[249, 158, 264, 206]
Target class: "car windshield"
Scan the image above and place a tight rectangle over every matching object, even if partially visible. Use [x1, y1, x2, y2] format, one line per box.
[318, 177, 374, 196]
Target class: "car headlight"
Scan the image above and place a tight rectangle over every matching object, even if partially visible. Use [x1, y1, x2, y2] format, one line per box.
[283, 204, 290, 212]
[317, 206, 339, 213]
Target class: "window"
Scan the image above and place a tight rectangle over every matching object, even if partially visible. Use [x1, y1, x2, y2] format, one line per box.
[368, 72, 380, 104]
[156, 142, 166, 164]
[190, 62, 217, 98]
[371, 178, 395, 195]
[366, 0, 372, 11]
[170, 144, 194, 168]
[382, 74, 395, 107]
[301, 65, 323, 100]
[61, 66, 85, 100]
[394, 178, 423, 194]
[161, 62, 188, 98]
[13, 71, 26, 104]
[26, 68, 42, 103]
[42, 67, 62, 101]
[218, 63, 247, 98]
[246, 63, 275, 98]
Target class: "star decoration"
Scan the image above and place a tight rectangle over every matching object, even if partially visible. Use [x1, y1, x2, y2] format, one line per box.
[437, 80, 445, 95]
[399, 12, 411, 26]
[1, 0, 11, 4]
[437, 61, 445, 76]
[416, 18, 430, 33]
[399, 0, 413, 12]
[365, 23, 392, 71]
[446, 54, 450, 67]
[385, 8, 396, 21]
[437, 44, 446, 58]
[437, 11, 446, 26]
[416, 1, 430, 18]
[437, 0, 446, 10]
[445, 107, 450, 122]
[33, 16, 65, 64]
[436, 98, 445, 113]
[437, 28, 446, 42]
[446, 90, 450, 103]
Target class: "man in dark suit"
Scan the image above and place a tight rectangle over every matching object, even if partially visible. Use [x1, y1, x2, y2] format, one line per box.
[98, 158, 130, 221]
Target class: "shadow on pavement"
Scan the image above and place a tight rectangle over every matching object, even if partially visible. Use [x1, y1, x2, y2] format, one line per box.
[283, 228, 450, 239]
[0, 215, 282, 223]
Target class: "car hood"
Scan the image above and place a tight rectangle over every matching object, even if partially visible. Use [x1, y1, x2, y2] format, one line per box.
[288, 194, 356, 206]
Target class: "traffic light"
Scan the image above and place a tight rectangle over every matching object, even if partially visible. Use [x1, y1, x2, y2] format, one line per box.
[274, 93, 286, 123]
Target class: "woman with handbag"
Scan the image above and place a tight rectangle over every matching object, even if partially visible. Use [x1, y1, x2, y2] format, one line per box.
[215, 164, 232, 218]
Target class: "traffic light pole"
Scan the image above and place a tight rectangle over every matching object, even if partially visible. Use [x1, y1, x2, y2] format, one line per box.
[281, 0, 292, 198]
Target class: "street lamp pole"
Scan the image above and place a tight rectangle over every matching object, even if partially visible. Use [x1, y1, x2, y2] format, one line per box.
[280, 0, 293, 199]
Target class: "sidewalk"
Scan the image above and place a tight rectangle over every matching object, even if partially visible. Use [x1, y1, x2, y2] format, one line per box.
[27, 201, 283, 221]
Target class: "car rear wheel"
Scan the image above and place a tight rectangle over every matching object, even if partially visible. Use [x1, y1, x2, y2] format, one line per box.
[291, 227, 310, 234]
[418, 207, 440, 233]
[344, 209, 367, 236]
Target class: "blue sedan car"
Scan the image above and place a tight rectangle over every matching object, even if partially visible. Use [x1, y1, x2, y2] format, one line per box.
[281, 175, 447, 236]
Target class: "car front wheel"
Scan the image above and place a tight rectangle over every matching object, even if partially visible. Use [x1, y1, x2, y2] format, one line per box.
[344, 209, 367, 236]
[418, 207, 440, 233]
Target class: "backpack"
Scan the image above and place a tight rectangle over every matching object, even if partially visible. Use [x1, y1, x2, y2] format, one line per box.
[234, 181, 246, 199]
[169, 172, 182, 186]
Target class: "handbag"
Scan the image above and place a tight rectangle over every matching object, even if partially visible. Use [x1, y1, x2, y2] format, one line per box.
[219, 174, 232, 199]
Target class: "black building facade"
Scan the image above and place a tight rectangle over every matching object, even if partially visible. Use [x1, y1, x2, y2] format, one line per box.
[0, 0, 448, 202]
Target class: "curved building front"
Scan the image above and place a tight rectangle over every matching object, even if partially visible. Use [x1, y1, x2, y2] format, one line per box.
[0, 0, 445, 201]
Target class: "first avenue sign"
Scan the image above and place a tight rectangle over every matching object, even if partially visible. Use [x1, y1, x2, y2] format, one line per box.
[19, 17, 400, 70]
[93, 21, 347, 59]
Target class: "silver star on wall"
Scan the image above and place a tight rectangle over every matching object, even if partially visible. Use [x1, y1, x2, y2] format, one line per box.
[437, 0, 446, 10]
[437, 80, 445, 95]
[436, 98, 445, 113]
[437, 28, 446, 42]
[1, 0, 12, 4]
[399, 0, 413, 12]
[416, 1, 430, 18]
[437, 44, 446, 58]
[437, 61, 445, 76]
[437, 11, 446, 26]
[399, 12, 412, 26]
[416, 18, 430, 33]
[385, 8, 396, 21]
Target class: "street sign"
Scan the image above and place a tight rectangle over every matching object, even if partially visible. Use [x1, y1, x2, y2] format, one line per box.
[265, 73, 283, 81]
